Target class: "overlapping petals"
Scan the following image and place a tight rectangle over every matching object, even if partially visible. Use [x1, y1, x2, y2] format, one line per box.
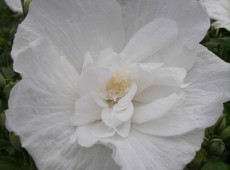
[200, 0, 230, 31]
[6, 0, 230, 170]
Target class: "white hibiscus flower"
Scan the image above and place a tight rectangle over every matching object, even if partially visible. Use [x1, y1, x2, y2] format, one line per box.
[200, 0, 230, 31]
[6, 0, 230, 170]
[4, 0, 23, 13]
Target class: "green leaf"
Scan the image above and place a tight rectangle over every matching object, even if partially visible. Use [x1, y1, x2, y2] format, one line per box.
[201, 161, 230, 170]
[0, 156, 20, 170]
[0, 112, 6, 128]
[1, 145, 16, 155]
[0, 139, 8, 146]
[16, 165, 35, 170]
[204, 37, 230, 48]
[0, 67, 14, 80]
[3, 81, 16, 100]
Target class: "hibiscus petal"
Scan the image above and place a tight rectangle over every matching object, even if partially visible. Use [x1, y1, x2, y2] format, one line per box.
[128, 63, 163, 94]
[76, 125, 205, 170]
[6, 38, 118, 170]
[6, 84, 119, 170]
[112, 130, 204, 170]
[12, 38, 79, 101]
[200, 0, 230, 31]
[101, 108, 123, 128]
[115, 120, 131, 138]
[78, 66, 112, 96]
[92, 122, 116, 138]
[132, 92, 185, 124]
[153, 67, 187, 87]
[12, 0, 125, 70]
[4, 0, 22, 13]
[118, 0, 210, 69]
[122, 18, 178, 63]
[133, 66, 186, 103]
[212, 21, 230, 31]
[159, 41, 198, 70]
[134, 85, 179, 104]
[6, 38, 79, 140]
[116, 103, 134, 122]
[70, 95, 101, 126]
[133, 46, 230, 136]
[200, 0, 230, 21]
[98, 48, 122, 69]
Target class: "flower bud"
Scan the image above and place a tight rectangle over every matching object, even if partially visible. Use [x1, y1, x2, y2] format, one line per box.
[220, 126, 230, 142]
[213, 114, 226, 135]
[9, 133, 22, 151]
[208, 138, 225, 156]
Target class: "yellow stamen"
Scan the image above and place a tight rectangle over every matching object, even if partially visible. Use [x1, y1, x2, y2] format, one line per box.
[106, 71, 131, 102]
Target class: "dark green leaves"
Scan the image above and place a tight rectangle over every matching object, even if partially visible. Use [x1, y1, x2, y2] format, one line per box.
[201, 161, 230, 170]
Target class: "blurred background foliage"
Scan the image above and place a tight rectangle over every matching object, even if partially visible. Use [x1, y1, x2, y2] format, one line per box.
[0, 0, 229, 169]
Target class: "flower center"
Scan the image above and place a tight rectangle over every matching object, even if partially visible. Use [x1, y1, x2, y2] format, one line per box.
[106, 71, 131, 103]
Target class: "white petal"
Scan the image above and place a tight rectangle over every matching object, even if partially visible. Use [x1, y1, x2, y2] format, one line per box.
[12, 38, 79, 101]
[200, 0, 230, 28]
[70, 95, 101, 126]
[112, 130, 204, 170]
[134, 85, 179, 104]
[101, 108, 123, 128]
[153, 67, 187, 87]
[212, 21, 230, 31]
[122, 18, 178, 63]
[98, 48, 122, 69]
[78, 66, 112, 96]
[159, 41, 198, 70]
[4, 0, 22, 13]
[133, 46, 230, 136]
[186, 45, 230, 100]
[82, 52, 95, 69]
[119, 0, 209, 48]
[92, 122, 116, 138]
[115, 121, 131, 138]
[101, 103, 134, 128]
[116, 103, 134, 122]
[93, 94, 109, 108]
[75, 125, 205, 170]
[6, 83, 120, 170]
[133, 67, 186, 103]
[6, 38, 118, 170]
[128, 63, 163, 94]
[119, 0, 209, 70]
[12, 0, 125, 70]
[132, 92, 184, 124]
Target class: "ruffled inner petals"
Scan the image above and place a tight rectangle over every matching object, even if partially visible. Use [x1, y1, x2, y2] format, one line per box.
[122, 18, 178, 63]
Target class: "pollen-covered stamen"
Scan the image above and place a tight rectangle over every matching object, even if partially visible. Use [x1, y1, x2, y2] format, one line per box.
[106, 71, 132, 104]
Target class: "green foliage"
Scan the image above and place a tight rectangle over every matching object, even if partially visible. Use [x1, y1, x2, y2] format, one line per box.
[0, 0, 230, 169]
